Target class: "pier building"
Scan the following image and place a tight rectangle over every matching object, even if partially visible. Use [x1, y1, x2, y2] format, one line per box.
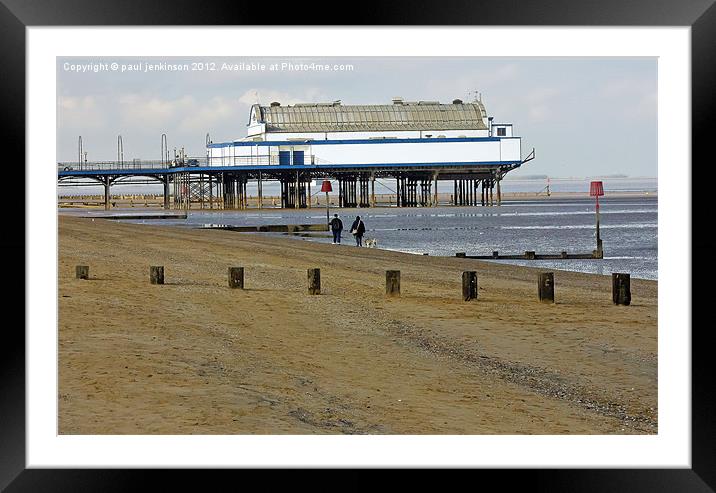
[58, 97, 534, 210]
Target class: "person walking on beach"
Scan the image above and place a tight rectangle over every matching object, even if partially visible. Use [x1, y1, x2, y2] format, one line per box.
[350, 215, 366, 247]
[329, 213, 343, 244]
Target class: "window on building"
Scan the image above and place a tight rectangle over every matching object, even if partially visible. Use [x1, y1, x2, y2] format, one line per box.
[497, 127, 506, 136]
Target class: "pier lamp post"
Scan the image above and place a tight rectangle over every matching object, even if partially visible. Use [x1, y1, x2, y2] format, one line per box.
[321, 180, 333, 225]
[590, 181, 604, 257]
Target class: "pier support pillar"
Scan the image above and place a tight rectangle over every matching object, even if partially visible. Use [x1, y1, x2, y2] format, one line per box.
[209, 174, 214, 210]
[103, 179, 111, 210]
[496, 176, 502, 206]
[258, 172, 263, 209]
[295, 171, 300, 209]
[307, 178, 312, 209]
[612, 273, 631, 305]
[370, 173, 376, 207]
[538, 273, 554, 303]
[433, 172, 438, 207]
[163, 175, 170, 210]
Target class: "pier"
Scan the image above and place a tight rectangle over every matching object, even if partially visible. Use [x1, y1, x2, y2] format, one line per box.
[57, 158, 526, 211]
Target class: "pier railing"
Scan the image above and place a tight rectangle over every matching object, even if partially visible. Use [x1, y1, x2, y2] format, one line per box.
[58, 159, 176, 172]
[59, 154, 327, 172]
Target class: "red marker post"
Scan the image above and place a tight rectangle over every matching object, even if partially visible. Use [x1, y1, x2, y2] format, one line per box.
[590, 181, 604, 257]
[321, 180, 333, 225]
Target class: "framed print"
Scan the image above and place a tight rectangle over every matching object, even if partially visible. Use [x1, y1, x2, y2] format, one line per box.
[4, 0, 713, 489]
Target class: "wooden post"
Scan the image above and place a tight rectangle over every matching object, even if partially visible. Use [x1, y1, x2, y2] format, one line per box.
[150, 266, 164, 285]
[386, 270, 400, 297]
[228, 267, 244, 289]
[75, 265, 89, 280]
[612, 273, 631, 306]
[308, 268, 321, 295]
[462, 271, 477, 301]
[538, 272, 554, 303]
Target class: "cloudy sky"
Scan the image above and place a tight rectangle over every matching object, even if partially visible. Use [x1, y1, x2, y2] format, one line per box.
[57, 57, 657, 178]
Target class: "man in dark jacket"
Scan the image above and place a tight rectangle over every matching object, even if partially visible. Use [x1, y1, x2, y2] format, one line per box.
[350, 215, 366, 247]
[329, 213, 343, 244]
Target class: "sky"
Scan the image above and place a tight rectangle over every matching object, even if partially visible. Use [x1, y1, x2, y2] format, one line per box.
[57, 57, 657, 178]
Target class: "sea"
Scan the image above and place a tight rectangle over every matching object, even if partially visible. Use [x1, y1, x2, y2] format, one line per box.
[63, 178, 658, 280]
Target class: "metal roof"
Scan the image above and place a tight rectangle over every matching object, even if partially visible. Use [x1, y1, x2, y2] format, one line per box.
[255, 100, 489, 132]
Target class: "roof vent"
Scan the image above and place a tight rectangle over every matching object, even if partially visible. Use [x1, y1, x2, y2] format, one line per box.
[392, 97, 404, 105]
[270, 101, 281, 107]
[452, 99, 463, 104]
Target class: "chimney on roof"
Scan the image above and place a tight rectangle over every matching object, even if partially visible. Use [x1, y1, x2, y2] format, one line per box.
[392, 97, 404, 105]
[452, 99, 463, 104]
[270, 101, 280, 107]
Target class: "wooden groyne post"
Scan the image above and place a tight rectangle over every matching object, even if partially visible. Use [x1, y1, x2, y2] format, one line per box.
[228, 267, 244, 289]
[538, 272, 554, 303]
[150, 266, 164, 285]
[462, 271, 478, 301]
[612, 273, 631, 306]
[308, 268, 321, 295]
[386, 270, 401, 297]
[75, 265, 89, 280]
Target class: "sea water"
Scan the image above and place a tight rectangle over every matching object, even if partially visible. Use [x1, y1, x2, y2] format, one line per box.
[114, 195, 658, 280]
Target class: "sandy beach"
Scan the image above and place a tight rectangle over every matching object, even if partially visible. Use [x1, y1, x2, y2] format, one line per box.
[58, 214, 657, 434]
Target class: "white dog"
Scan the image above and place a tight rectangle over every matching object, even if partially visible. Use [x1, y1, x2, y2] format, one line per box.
[364, 238, 378, 248]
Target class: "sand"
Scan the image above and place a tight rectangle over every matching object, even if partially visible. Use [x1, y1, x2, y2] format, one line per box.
[58, 215, 657, 434]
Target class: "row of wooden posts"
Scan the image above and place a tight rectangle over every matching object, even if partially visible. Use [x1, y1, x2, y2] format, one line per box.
[74, 265, 632, 305]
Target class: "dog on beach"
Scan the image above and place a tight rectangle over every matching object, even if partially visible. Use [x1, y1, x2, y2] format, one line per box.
[364, 238, 377, 248]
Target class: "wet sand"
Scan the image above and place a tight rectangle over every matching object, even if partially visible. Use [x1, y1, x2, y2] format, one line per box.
[58, 215, 657, 434]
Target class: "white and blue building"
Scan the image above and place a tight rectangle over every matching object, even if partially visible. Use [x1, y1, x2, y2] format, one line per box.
[207, 97, 524, 171]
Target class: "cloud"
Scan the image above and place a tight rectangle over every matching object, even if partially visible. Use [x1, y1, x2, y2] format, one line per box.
[523, 87, 560, 123]
[57, 95, 107, 129]
[118, 94, 195, 129]
[600, 77, 657, 120]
